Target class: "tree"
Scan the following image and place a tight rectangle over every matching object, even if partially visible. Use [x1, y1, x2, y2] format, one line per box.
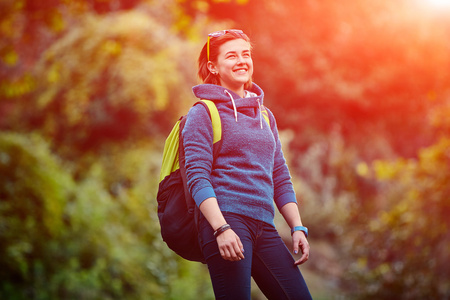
[1, 1, 215, 298]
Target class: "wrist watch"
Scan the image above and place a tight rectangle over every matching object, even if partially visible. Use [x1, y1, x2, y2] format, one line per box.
[291, 226, 308, 238]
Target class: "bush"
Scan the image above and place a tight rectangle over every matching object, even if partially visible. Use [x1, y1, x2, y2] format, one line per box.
[345, 138, 450, 299]
[0, 132, 213, 299]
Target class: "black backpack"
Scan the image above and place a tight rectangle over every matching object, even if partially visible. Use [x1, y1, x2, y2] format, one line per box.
[156, 100, 222, 262]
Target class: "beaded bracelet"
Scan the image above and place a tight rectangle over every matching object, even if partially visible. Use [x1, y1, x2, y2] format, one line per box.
[213, 224, 231, 238]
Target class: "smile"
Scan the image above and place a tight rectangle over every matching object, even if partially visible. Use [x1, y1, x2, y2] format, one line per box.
[234, 68, 248, 74]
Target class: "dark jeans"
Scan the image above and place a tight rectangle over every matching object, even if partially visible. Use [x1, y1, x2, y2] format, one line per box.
[198, 212, 312, 300]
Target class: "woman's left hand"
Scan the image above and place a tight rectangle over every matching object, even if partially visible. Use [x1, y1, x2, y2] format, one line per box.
[292, 231, 309, 265]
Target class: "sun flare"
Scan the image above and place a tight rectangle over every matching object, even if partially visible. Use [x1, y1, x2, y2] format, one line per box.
[426, 0, 450, 8]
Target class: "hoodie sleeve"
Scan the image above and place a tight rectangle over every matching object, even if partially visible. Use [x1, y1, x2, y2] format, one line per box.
[266, 107, 298, 210]
[181, 104, 217, 207]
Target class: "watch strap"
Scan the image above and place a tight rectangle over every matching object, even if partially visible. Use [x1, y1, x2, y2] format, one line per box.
[291, 226, 308, 238]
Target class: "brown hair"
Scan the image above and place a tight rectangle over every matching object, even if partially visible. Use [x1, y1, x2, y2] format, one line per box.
[198, 30, 253, 90]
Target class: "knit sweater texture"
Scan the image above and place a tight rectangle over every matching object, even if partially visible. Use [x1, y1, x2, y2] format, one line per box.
[182, 83, 296, 227]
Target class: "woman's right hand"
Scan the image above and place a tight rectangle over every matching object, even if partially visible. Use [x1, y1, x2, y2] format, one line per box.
[197, 197, 244, 261]
[216, 229, 245, 261]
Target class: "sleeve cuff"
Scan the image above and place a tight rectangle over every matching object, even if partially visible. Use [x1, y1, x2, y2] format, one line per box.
[275, 192, 297, 211]
[193, 186, 216, 207]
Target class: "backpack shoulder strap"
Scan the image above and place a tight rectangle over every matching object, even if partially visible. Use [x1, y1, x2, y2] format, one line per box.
[260, 106, 271, 129]
[198, 99, 221, 144]
[158, 100, 220, 183]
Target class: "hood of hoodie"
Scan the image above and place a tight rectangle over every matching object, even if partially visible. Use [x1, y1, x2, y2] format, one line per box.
[192, 83, 267, 129]
[192, 83, 264, 106]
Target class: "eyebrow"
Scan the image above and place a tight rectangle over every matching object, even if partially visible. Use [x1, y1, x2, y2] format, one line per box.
[225, 49, 251, 56]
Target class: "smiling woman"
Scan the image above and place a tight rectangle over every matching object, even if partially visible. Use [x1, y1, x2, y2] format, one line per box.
[178, 29, 313, 299]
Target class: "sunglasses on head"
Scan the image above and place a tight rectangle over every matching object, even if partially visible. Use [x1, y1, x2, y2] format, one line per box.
[207, 29, 244, 61]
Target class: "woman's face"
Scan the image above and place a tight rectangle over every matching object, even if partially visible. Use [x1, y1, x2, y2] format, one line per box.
[210, 38, 253, 94]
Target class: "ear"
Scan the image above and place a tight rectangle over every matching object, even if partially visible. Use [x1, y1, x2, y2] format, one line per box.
[207, 61, 218, 75]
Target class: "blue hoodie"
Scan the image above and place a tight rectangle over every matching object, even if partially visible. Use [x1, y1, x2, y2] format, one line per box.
[182, 83, 296, 227]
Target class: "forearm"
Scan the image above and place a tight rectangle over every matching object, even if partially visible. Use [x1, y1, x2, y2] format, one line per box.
[280, 202, 304, 228]
[198, 197, 227, 230]
[282, 202, 310, 264]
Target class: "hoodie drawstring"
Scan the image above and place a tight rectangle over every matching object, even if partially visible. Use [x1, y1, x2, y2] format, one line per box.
[224, 90, 238, 123]
[224, 90, 263, 129]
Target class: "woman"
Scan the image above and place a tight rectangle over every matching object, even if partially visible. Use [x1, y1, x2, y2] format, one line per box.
[182, 29, 312, 300]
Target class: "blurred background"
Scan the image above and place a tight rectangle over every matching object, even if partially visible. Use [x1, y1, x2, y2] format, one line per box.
[1, 0, 449, 299]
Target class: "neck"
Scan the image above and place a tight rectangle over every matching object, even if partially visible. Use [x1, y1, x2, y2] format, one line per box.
[235, 88, 245, 98]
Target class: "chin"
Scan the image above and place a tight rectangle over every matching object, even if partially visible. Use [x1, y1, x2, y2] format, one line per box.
[235, 77, 250, 84]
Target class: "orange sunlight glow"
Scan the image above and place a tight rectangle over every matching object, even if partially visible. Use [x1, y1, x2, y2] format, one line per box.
[424, 0, 450, 8]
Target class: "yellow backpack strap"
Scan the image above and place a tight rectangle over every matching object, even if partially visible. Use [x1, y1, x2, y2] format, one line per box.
[159, 100, 221, 183]
[260, 106, 271, 129]
[200, 99, 222, 144]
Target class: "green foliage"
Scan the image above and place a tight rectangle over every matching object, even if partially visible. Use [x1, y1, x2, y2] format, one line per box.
[0, 132, 74, 295]
[28, 8, 196, 154]
[0, 132, 213, 299]
[1, 1, 216, 298]
[345, 138, 450, 299]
